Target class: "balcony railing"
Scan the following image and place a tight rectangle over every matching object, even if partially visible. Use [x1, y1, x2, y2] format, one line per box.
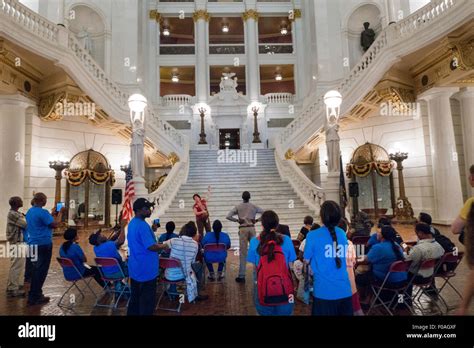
[159, 44, 195, 55]
[259, 43, 293, 54]
[264, 93, 294, 104]
[209, 43, 245, 55]
[161, 94, 194, 106]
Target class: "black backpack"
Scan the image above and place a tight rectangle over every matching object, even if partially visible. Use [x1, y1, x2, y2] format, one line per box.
[434, 234, 455, 253]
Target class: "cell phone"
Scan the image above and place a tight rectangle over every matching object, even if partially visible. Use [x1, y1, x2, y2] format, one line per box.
[153, 218, 160, 226]
[401, 243, 408, 249]
[56, 202, 65, 212]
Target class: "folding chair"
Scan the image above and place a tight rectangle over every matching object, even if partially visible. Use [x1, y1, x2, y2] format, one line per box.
[367, 260, 413, 316]
[156, 257, 187, 312]
[433, 252, 465, 312]
[351, 236, 370, 246]
[203, 243, 228, 283]
[56, 257, 97, 310]
[94, 257, 131, 309]
[409, 259, 444, 315]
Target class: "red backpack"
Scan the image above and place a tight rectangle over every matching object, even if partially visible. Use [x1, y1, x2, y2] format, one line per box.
[256, 240, 294, 306]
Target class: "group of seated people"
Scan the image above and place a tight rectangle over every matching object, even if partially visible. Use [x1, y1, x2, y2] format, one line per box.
[57, 204, 459, 316]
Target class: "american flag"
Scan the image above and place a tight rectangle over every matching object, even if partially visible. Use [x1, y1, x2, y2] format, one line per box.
[120, 166, 134, 222]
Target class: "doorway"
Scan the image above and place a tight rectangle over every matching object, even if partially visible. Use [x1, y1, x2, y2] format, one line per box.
[219, 128, 240, 149]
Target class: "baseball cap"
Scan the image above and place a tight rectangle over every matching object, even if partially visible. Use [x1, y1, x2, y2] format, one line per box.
[133, 198, 155, 212]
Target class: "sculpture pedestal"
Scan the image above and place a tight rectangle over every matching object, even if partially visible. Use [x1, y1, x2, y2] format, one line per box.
[392, 197, 416, 224]
[250, 142, 265, 149]
[325, 172, 340, 203]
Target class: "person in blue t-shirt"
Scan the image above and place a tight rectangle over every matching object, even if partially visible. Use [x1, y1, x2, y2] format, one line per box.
[304, 200, 353, 316]
[158, 221, 179, 258]
[356, 226, 406, 304]
[366, 216, 404, 253]
[59, 228, 104, 287]
[247, 210, 296, 316]
[89, 222, 127, 277]
[25, 192, 63, 306]
[202, 220, 231, 281]
[126, 198, 168, 316]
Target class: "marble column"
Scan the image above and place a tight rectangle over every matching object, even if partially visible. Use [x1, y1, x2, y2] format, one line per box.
[243, 6, 260, 102]
[292, 8, 306, 100]
[193, 9, 209, 103]
[419, 87, 463, 223]
[0, 95, 33, 240]
[455, 87, 474, 197]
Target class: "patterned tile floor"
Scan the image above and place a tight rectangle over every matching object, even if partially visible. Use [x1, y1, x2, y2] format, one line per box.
[0, 224, 471, 316]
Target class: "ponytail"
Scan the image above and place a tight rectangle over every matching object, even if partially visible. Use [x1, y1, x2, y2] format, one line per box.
[381, 226, 404, 261]
[328, 225, 342, 269]
[320, 200, 343, 269]
[62, 240, 74, 253]
[62, 228, 78, 254]
[258, 211, 283, 261]
[212, 220, 222, 244]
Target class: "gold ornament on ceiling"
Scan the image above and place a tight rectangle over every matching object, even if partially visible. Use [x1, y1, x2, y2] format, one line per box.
[377, 87, 417, 116]
[38, 92, 67, 121]
[242, 9, 259, 21]
[149, 174, 168, 193]
[452, 38, 474, 70]
[168, 152, 180, 166]
[347, 142, 393, 178]
[284, 149, 294, 160]
[65, 149, 115, 186]
[193, 10, 210, 22]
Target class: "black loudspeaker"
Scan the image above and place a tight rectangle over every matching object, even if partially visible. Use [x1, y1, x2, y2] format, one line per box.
[111, 189, 123, 205]
[348, 182, 359, 197]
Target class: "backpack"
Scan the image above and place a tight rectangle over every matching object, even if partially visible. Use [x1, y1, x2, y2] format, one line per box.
[256, 240, 294, 306]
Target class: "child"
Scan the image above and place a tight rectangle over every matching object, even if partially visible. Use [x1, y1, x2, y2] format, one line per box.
[158, 221, 178, 258]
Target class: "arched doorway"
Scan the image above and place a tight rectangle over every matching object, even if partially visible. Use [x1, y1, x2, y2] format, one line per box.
[346, 142, 394, 219]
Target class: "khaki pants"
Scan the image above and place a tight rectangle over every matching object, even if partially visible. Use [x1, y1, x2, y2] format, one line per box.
[238, 226, 256, 278]
[7, 243, 25, 292]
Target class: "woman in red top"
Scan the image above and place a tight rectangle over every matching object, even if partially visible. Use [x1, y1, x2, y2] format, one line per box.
[193, 187, 211, 239]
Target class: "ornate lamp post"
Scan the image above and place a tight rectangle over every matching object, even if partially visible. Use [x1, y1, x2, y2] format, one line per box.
[49, 159, 69, 206]
[128, 93, 148, 196]
[389, 151, 416, 224]
[251, 106, 261, 143]
[198, 107, 207, 144]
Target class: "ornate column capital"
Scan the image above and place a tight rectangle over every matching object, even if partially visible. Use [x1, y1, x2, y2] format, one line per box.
[193, 10, 210, 22]
[242, 9, 259, 21]
[289, 9, 302, 22]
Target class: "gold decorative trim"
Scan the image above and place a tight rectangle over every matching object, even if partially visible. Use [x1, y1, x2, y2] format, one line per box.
[452, 38, 474, 71]
[38, 92, 66, 121]
[284, 149, 294, 160]
[149, 10, 162, 23]
[242, 9, 259, 21]
[193, 10, 210, 22]
[168, 152, 180, 166]
[289, 9, 301, 21]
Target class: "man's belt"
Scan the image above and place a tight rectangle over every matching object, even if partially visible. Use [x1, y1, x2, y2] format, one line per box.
[239, 224, 255, 228]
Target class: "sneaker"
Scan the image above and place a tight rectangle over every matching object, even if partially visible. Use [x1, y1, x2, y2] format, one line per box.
[217, 272, 224, 281]
[208, 273, 216, 281]
[235, 277, 245, 283]
[27, 296, 50, 306]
